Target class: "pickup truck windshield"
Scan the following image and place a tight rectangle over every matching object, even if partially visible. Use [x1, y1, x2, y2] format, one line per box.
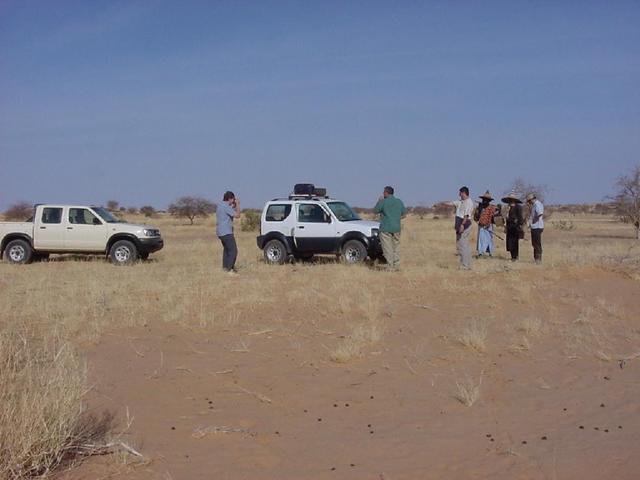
[93, 207, 120, 223]
[327, 202, 361, 221]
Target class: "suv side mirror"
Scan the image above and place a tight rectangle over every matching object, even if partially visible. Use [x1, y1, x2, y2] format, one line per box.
[93, 218, 102, 225]
[324, 214, 332, 223]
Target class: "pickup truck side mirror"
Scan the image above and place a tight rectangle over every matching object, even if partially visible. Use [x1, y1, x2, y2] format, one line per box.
[93, 218, 102, 225]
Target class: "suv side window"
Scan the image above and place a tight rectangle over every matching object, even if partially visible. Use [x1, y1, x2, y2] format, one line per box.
[265, 204, 292, 222]
[298, 204, 329, 223]
[41, 207, 63, 224]
[69, 208, 101, 225]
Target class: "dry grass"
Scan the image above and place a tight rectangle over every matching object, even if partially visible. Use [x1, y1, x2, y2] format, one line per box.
[329, 320, 386, 363]
[517, 317, 544, 337]
[453, 373, 483, 407]
[456, 320, 488, 353]
[0, 324, 111, 479]
[0, 212, 638, 476]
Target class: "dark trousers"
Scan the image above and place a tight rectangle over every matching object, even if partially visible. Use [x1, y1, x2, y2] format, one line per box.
[219, 234, 238, 271]
[531, 228, 543, 261]
[506, 230, 520, 260]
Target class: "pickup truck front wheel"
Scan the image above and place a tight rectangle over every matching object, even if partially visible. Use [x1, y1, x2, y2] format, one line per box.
[3, 239, 33, 264]
[109, 240, 138, 265]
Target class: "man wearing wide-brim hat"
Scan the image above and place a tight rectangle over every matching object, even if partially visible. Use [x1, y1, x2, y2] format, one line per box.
[526, 193, 545, 264]
[474, 190, 497, 257]
[501, 192, 524, 261]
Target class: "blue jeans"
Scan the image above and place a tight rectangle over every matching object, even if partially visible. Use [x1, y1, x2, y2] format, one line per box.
[219, 234, 237, 271]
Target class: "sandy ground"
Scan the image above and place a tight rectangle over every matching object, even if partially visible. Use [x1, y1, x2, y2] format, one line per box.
[69, 278, 640, 479]
[2, 214, 640, 479]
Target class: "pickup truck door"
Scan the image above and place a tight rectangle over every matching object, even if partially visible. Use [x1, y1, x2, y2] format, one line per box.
[33, 206, 66, 250]
[64, 207, 108, 251]
[293, 203, 337, 253]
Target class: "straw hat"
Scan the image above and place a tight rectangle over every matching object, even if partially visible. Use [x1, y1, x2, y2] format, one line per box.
[479, 190, 494, 201]
[525, 193, 537, 202]
[501, 192, 522, 204]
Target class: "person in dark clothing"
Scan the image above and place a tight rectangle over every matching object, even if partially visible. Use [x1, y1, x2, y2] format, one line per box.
[216, 191, 241, 274]
[502, 192, 524, 261]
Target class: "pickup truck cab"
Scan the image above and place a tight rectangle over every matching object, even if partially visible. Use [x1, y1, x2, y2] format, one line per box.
[1, 204, 163, 265]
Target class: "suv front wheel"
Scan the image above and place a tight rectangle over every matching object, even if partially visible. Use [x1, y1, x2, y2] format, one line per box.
[264, 239, 287, 265]
[341, 239, 367, 264]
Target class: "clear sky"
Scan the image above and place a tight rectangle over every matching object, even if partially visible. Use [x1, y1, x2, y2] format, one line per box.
[1, 0, 639, 210]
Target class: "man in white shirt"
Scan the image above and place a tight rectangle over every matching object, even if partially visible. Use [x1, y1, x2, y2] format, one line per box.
[449, 186, 475, 270]
[526, 193, 544, 264]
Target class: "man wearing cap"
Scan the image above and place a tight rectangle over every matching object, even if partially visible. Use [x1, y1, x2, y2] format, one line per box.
[474, 190, 497, 257]
[216, 191, 241, 274]
[374, 186, 406, 271]
[526, 193, 544, 264]
[448, 186, 475, 270]
[502, 192, 524, 261]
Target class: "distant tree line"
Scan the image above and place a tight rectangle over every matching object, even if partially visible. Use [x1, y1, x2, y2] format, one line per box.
[3, 167, 639, 239]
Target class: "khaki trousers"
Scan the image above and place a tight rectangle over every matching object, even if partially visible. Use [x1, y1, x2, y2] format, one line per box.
[380, 231, 401, 269]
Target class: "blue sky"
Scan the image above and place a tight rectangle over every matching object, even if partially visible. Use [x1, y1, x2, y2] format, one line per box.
[1, 0, 639, 209]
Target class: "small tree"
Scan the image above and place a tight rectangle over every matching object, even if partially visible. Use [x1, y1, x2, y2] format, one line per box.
[3, 201, 33, 221]
[613, 165, 640, 240]
[139, 206, 156, 217]
[504, 178, 550, 203]
[168, 196, 216, 225]
[126, 207, 138, 214]
[106, 200, 119, 212]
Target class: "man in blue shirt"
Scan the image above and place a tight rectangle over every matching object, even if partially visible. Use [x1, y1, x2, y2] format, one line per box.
[216, 191, 241, 274]
[526, 193, 544, 264]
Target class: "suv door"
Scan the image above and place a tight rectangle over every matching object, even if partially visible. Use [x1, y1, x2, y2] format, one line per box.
[293, 203, 337, 253]
[65, 207, 108, 251]
[33, 207, 66, 250]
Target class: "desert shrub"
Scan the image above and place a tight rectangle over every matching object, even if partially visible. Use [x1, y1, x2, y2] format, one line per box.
[126, 207, 138, 214]
[4, 201, 33, 221]
[139, 205, 156, 217]
[0, 325, 109, 478]
[241, 209, 261, 232]
[433, 202, 453, 218]
[106, 200, 119, 212]
[552, 220, 576, 231]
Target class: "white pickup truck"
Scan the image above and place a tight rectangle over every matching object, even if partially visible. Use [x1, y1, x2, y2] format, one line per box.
[0, 204, 163, 265]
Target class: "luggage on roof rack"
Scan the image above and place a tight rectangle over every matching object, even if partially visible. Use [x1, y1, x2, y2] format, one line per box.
[294, 183, 315, 195]
[293, 184, 327, 198]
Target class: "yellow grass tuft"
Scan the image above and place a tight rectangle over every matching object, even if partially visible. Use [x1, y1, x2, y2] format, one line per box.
[453, 373, 483, 407]
[0, 324, 111, 479]
[456, 320, 488, 353]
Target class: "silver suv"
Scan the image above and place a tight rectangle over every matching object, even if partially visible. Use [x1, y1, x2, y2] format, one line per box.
[256, 189, 382, 264]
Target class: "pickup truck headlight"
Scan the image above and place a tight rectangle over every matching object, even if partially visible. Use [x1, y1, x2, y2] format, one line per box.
[372, 228, 379, 237]
[143, 229, 160, 237]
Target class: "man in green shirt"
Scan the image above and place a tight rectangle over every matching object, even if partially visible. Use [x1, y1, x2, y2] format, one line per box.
[374, 186, 407, 270]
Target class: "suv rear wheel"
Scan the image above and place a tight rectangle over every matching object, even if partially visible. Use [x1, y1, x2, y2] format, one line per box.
[341, 239, 367, 264]
[264, 239, 287, 265]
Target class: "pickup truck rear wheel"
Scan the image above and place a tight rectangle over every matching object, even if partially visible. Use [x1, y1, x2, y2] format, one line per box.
[264, 239, 287, 265]
[4, 239, 33, 264]
[109, 240, 138, 265]
[341, 239, 367, 264]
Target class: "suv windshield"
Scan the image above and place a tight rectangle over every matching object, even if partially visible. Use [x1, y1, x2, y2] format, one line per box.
[326, 202, 361, 221]
[93, 207, 120, 223]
